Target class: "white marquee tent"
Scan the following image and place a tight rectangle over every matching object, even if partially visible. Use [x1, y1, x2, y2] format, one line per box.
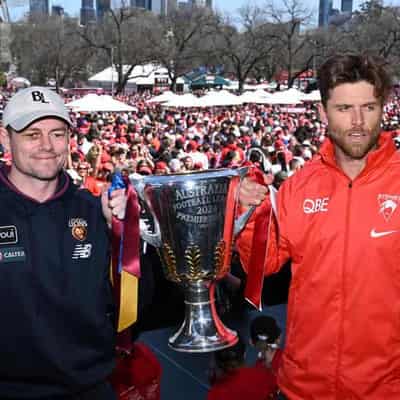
[301, 90, 322, 102]
[164, 93, 202, 108]
[89, 64, 185, 87]
[65, 94, 137, 112]
[146, 88, 321, 108]
[239, 89, 274, 104]
[146, 91, 179, 104]
[198, 90, 243, 107]
[267, 88, 304, 105]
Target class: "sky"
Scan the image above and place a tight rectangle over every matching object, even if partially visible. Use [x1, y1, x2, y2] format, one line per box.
[7, 0, 400, 21]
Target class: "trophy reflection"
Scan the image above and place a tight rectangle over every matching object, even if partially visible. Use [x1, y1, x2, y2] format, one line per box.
[132, 168, 250, 353]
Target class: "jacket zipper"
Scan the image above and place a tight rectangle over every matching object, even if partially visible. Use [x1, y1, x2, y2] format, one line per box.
[335, 180, 353, 398]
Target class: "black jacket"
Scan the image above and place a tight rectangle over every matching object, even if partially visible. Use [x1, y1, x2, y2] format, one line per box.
[0, 169, 115, 398]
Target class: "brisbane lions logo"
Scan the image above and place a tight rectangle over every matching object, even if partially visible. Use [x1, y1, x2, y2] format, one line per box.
[69, 218, 88, 241]
[378, 195, 400, 222]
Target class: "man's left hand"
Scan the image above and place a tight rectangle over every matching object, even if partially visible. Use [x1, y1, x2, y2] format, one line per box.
[101, 188, 128, 226]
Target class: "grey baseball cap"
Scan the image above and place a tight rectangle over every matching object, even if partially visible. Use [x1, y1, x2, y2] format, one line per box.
[2, 86, 72, 132]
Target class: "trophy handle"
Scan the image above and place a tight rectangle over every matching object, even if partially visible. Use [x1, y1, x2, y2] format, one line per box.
[232, 165, 253, 236]
[139, 219, 162, 248]
[234, 183, 277, 236]
[130, 175, 162, 248]
[236, 165, 249, 178]
[234, 205, 256, 236]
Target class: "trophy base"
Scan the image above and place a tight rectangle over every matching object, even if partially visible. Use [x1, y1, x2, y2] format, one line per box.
[168, 281, 238, 353]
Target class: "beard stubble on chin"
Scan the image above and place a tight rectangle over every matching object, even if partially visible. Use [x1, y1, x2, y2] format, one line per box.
[329, 126, 381, 160]
[13, 153, 65, 182]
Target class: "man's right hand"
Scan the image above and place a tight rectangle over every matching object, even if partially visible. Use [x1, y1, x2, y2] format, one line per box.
[239, 174, 272, 208]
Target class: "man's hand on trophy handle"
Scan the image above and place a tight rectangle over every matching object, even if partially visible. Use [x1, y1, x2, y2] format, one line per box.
[101, 188, 128, 225]
[239, 176, 271, 208]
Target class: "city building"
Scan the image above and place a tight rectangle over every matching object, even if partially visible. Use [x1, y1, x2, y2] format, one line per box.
[51, 5, 64, 17]
[130, 0, 152, 11]
[190, 0, 212, 7]
[97, 0, 111, 21]
[319, 0, 333, 27]
[80, 0, 95, 25]
[30, 0, 49, 16]
[151, 0, 176, 15]
[341, 0, 353, 13]
[177, 1, 191, 11]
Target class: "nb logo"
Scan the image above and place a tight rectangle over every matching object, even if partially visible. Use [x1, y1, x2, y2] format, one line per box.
[72, 244, 92, 260]
[31, 91, 50, 104]
[303, 197, 329, 214]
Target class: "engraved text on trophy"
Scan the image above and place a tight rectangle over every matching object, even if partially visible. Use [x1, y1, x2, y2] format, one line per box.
[173, 182, 228, 228]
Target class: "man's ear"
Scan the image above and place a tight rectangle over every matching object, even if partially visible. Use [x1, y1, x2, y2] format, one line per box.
[0, 127, 10, 152]
[317, 102, 328, 125]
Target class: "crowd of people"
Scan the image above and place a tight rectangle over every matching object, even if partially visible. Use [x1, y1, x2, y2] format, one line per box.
[1, 82, 400, 191]
[0, 90, 380, 192]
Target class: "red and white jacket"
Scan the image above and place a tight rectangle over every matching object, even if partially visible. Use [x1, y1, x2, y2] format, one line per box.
[237, 132, 400, 399]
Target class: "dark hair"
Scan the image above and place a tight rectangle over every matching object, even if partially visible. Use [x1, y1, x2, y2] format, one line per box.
[317, 54, 392, 107]
[214, 336, 246, 372]
[277, 151, 288, 172]
[249, 150, 262, 164]
[71, 152, 81, 162]
[250, 316, 281, 345]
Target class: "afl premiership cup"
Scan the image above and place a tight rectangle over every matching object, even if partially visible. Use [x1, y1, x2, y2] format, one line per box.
[132, 168, 251, 353]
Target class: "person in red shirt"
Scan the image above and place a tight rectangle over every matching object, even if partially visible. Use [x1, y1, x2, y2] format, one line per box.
[110, 342, 162, 400]
[249, 315, 283, 397]
[154, 160, 169, 175]
[77, 161, 103, 196]
[207, 336, 276, 400]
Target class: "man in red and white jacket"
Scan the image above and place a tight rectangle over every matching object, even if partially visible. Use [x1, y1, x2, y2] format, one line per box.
[237, 54, 400, 399]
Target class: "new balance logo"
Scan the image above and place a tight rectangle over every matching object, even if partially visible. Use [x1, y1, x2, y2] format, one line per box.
[72, 244, 92, 259]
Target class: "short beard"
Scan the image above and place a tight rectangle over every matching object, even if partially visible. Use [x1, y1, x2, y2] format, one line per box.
[329, 127, 381, 160]
[15, 163, 60, 181]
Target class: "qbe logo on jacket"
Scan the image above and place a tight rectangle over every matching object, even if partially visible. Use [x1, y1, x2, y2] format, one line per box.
[0, 226, 18, 245]
[303, 197, 330, 214]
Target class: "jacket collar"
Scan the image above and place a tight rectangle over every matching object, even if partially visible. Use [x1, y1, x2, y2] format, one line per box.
[0, 166, 72, 204]
[318, 132, 397, 179]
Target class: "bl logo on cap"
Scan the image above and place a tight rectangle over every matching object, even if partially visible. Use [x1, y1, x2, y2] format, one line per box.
[31, 91, 50, 104]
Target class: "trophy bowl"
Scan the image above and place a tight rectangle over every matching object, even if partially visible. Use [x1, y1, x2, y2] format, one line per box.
[132, 168, 250, 353]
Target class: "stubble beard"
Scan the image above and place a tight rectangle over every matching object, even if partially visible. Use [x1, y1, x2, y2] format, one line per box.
[14, 162, 61, 181]
[13, 151, 66, 182]
[329, 125, 381, 160]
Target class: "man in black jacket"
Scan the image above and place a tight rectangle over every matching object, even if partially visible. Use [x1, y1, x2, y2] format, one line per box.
[0, 87, 127, 399]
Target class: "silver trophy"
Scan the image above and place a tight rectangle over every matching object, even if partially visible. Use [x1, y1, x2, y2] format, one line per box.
[132, 168, 252, 353]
